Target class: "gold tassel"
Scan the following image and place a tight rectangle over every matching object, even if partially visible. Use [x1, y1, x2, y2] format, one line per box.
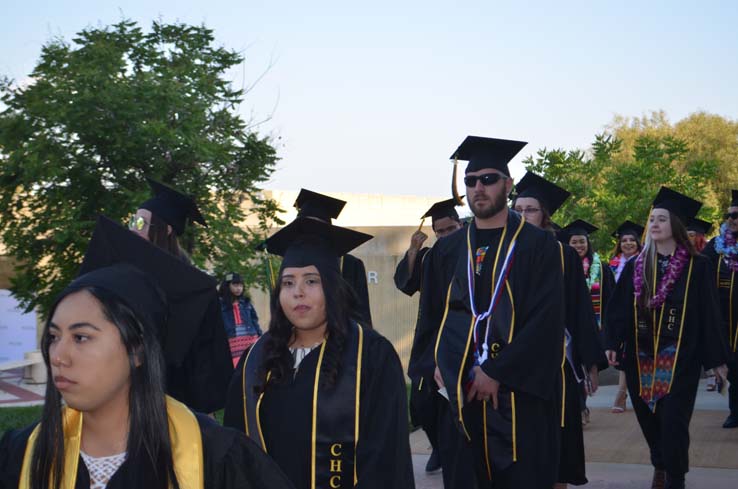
[452, 157, 463, 206]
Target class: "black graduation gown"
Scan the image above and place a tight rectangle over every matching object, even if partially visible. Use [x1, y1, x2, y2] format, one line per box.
[222, 328, 415, 489]
[0, 413, 295, 489]
[342, 254, 373, 328]
[605, 254, 729, 476]
[558, 243, 606, 486]
[393, 247, 431, 296]
[418, 211, 564, 489]
[699, 239, 738, 417]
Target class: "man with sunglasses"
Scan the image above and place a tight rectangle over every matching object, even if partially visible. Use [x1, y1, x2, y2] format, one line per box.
[703, 191, 738, 428]
[416, 136, 565, 488]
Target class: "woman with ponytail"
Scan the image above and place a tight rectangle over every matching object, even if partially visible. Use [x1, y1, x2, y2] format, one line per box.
[605, 187, 729, 489]
[0, 263, 293, 489]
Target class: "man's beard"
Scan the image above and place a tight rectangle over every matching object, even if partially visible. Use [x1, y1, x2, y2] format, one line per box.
[470, 188, 508, 219]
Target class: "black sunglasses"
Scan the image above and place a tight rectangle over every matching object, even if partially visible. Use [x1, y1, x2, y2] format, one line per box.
[463, 173, 507, 187]
[725, 212, 738, 220]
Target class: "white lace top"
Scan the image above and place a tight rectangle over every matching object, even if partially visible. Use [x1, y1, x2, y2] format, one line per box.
[291, 344, 321, 371]
[80, 451, 127, 489]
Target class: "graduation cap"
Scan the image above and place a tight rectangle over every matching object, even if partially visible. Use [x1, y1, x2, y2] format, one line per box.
[561, 219, 598, 239]
[450, 136, 527, 177]
[686, 217, 713, 236]
[224, 272, 243, 283]
[263, 217, 372, 274]
[78, 215, 219, 367]
[731, 190, 738, 207]
[139, 178, 207, 236]
[294, 189, 347, 222]
[651, 187, 702, 224]
[612, 220, 645, 240]
[514, 172, 571, 216]
[422, 198, 462, 225]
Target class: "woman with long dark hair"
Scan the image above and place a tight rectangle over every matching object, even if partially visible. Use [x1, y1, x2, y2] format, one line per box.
[128, 178, 232, 414]
[609, 221, 644, 413]
[223, 217, 415, 489]
[563, 219, 615, 425]
[219, 272, 262, 366]
[0, 264, 293, 489]
[605, 187, 729, 489]
[513, 173, 605, 489]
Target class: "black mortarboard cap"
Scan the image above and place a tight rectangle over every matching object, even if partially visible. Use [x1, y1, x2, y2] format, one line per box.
[61, 263, 168, 341]
[450, 136, 527, 176]
[139, 178, 207, 236]
[612, 220, 645, 240]
[562, 219, 598, 238]
[422, 198, 462, 224]
[731, 190, 738, 207]
[652, 187, 702, 224]
[224, 272, 243, 284]
[78, 215, 220, 366]
[686, 217, 712, 235]
[264, 217, 372, 274]
[514, 172, 571, 215]
[294, 189, 347, 222]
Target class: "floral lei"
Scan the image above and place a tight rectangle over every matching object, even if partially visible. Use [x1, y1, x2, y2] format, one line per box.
[633, 245, 691, 309]
[583, 253, 602, 291]
[714, 223, 738, 272]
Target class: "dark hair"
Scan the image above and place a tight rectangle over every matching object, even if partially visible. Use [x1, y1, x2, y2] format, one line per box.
[568, 233, 593, 263]
[257, 264, 359, 392]
[611, 232, 642, 259]
[219, 278, 249, 303]
[637, 210, 697, 308]
[431, 215, 461, 232]
[147, 212, 191, 264]
[32, 287, 180, 489]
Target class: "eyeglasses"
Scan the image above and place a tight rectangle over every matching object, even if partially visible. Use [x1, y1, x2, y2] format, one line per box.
[128, 215, 154, 231]
[463, 173, 507, 187]
[515, 207, 541, 215]
[724, 212, 738, 220]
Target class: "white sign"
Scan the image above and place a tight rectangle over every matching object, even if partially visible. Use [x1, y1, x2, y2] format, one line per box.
[0, 290, 37, 363]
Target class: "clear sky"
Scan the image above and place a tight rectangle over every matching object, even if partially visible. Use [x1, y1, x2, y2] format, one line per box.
[2, 1, 737, 198]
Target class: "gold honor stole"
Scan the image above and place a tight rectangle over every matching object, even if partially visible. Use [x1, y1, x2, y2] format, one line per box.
[242, 323, 363, 489]
[19, 396, 204, 489]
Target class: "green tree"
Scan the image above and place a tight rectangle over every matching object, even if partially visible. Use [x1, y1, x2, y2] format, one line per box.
[523, 133, 718, 255]
[0, 20, 281, 314]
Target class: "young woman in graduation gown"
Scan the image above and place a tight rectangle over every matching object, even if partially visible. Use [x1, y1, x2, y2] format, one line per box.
[605, 188, 729, 489]
[513, 172, 606, 488]
[0, 264, 294, 489]
[223, 217, 415, 489]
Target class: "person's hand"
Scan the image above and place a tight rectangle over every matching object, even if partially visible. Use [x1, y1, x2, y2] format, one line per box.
[605, 350, 619, 367]
[466, 366, 500, 409]
[409, 230, 428, 252]
[434, 366, 445, 389]
[715, 364, 729, 385]
[587, 365, 599, 395]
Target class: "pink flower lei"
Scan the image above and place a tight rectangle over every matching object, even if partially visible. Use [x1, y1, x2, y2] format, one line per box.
[633, 245, 691, 309]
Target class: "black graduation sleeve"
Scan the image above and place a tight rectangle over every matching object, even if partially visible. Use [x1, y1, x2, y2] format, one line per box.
[481, 232, 565, 400]
[393, 248, 429, 296]
[600, 263, 616, 330]
[694, 256, 730, 370]
[0, 424, 36, 489]
[564, 245, 606, 369]
[167, 295, 234, 413]
[197, 414, 295, 489]
[222, 346, 250, 433]
[343, 255, 373, 328]
[355, 334, 416, 489]
[604, 259, 635, 352]
[408, 244, 448, 379]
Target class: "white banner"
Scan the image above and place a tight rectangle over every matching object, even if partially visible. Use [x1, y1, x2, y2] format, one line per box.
[0, 290, 37, 363]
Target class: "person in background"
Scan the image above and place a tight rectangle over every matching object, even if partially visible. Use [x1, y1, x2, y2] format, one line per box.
[394, 198, 465, 482]
[609, 221, 644, 413]
[220, 272, 262, 367]
[686, 217, 712, 254]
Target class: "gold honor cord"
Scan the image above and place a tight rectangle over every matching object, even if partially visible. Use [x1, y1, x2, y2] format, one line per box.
[433, 283, 454, 365]
[483, 399, 492, 480]
[353, 326, 364, 485]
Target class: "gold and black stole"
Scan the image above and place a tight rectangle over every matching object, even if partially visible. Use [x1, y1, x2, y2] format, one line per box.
[242, 322, 363, 489]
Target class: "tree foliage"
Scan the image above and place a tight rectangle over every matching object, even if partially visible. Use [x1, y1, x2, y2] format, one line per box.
[523, 129, 720, 255]
[0, 20, 281, 314]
